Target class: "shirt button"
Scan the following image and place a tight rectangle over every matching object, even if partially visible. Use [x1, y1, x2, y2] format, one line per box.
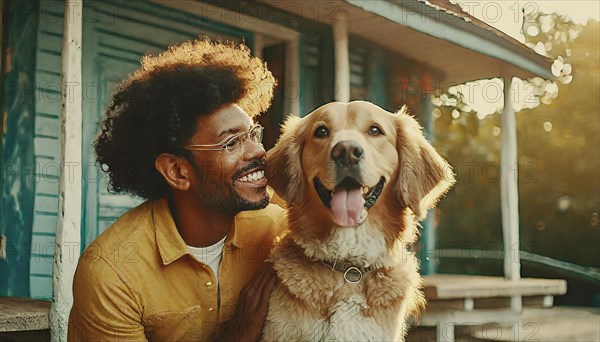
[206, 281, 213, 287]
[208, 307, 214, 311]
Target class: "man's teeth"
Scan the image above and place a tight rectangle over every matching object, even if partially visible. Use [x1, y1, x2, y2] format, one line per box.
[239, 170, 265, 182]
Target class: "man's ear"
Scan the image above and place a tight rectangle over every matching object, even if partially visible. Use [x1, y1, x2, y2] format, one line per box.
[154, 153, 193, 191]
[266, 114, 306, 204]
[393, 107, 455, 219]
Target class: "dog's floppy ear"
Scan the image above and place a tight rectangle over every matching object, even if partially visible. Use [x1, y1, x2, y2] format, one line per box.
[393, 106, 455, 220]
[266, 114, 306, 204]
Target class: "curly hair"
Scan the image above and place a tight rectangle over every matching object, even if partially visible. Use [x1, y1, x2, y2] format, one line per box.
[94, 38, 276, 200]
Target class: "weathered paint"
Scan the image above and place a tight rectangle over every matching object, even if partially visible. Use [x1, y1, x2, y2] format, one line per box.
[49, 1, 82, 340]
[0, 0, 39, 298]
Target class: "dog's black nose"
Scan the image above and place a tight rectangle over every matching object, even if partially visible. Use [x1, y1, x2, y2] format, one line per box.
[331, 140, 364, 167]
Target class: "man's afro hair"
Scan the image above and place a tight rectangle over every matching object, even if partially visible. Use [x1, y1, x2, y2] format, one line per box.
[94, 38, 276, 200]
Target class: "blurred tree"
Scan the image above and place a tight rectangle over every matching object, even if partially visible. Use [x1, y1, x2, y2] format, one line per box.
[433, 13, 599, 269]
[518, 19, 599, 267]
[432, 90, 504, 249]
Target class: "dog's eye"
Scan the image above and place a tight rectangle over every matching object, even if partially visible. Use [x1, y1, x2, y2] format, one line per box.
[314, 126, 329, 138]
[368, 125, 384, 136]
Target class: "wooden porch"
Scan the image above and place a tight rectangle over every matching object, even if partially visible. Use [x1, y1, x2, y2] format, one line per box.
[409, 305, 599, 342]
[415, 275, 567, 342]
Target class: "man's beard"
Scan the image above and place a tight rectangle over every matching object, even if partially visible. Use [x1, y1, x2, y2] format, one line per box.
[192, 159, 269, 214]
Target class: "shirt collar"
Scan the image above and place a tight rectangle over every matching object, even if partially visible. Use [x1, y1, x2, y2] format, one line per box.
[153, 198, 244, 266]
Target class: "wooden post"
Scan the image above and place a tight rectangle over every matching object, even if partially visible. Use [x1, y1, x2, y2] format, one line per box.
[500, 75, 522, 311]
[50, 0, 83, 340]
[253, 33, 263, 59]
[285, 39, 300, 116]
[420, 95, 437, 275]
[333, 10, 350, 102]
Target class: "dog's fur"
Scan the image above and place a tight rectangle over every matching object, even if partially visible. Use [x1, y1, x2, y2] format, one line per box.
[263, 101, 455, 341]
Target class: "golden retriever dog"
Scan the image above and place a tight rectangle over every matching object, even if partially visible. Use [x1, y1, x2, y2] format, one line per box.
[263, 101, 455, 341]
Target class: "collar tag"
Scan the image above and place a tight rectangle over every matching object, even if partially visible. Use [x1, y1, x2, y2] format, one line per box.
[344, 266, 363, 283]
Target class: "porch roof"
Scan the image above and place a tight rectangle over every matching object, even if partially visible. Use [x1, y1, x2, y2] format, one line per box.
[261, 0, 554, 83]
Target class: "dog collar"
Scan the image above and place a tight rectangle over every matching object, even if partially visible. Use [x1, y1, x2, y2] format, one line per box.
[320, 259, 375, 284]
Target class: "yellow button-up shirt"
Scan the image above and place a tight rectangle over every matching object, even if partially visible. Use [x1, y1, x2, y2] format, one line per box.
[68, 198, 286, 341]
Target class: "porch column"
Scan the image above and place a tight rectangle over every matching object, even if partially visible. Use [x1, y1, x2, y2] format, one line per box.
[285, 38, 301, 116]
[500, 75, 522, 311]
[333, 10, 350, 102]
[420, 95, 437, 275]
[50, 0, 83, 341]
[253, 33, 264, 59]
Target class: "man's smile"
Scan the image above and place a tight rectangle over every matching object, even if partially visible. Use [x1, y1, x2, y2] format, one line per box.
[238, 170, 265, 183]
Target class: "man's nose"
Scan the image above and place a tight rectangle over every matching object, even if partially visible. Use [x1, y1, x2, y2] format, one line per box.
[243, 139, 266, 161]
[331, 140, 364, 168]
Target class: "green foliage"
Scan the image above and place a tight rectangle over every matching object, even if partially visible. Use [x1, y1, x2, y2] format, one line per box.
[434, 14, 599, 268]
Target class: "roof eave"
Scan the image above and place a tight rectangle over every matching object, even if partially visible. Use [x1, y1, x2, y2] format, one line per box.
[344, 0, 554, 80]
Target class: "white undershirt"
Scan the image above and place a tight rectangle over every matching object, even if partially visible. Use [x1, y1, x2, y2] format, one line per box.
[187, 236, 227, 284]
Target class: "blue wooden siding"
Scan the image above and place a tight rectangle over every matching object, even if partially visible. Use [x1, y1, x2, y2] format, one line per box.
[0, 0, 39, 297]
[349, 37, 389, 110]
[28, 1, 64, 299]
[300, 32, 335, 115]
[349, 45, 368, 99]
[366, 49, 387, 108]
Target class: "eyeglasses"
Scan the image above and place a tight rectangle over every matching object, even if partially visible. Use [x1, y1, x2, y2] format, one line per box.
[184, 125, 264, 153]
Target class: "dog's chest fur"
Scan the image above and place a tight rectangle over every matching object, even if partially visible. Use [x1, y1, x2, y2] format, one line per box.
[262, 223, 422, 341]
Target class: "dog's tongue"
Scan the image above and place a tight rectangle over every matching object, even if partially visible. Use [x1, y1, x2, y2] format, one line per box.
[330, 188, 365, 227]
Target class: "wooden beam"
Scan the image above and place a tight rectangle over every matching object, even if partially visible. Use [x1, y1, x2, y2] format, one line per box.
[50, 1, 83, 341]
[333, 10, 350, 102]
[500, 75, 522, 312]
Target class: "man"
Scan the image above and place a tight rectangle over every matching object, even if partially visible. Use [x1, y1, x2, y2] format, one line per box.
[68, 38, 285, 341]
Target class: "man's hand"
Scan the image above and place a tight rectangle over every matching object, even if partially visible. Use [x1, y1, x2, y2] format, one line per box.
[221, 262, 277, 342]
